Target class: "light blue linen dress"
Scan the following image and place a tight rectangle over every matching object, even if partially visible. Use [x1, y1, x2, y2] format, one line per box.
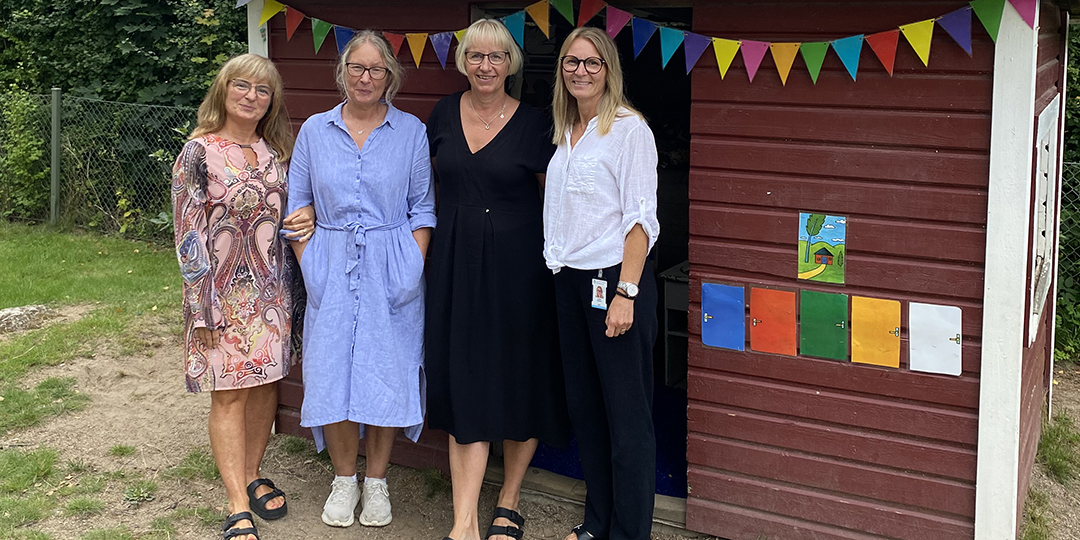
[287, 102, 435, 449]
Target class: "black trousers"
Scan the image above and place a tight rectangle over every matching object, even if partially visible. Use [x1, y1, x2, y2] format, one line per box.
[554, 264, 658, 540]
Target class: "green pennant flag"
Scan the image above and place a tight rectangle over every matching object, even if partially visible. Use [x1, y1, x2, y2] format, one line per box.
[312, 18, 333, 53]
[551, 0, 574, 24]
[800, 42, 829, 84]
[970, 0, 1005, 42]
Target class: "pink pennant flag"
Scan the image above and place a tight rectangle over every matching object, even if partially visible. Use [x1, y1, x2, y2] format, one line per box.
[1008, 0, 1037, 28]
[606, 7, 633, 39]
[740, 40, 770, 83]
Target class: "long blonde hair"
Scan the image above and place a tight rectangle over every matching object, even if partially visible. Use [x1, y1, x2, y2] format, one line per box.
[552, 27, 641, 145]
[190, 54, 294, 163]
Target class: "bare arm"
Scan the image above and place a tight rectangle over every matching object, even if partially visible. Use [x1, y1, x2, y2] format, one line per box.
[605, 223, 648, 338]
[413, 227, 432, 260]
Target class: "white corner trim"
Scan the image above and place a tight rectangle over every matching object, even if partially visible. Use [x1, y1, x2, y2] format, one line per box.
[975, 6, 1039, 540]
[247, 0, 269, 57]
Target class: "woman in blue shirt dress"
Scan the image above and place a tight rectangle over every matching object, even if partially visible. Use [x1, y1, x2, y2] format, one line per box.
[286, 31, 435, 530]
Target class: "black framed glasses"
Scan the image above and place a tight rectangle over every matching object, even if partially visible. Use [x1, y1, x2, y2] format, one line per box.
[560, 55, 606, 74]
[345, 63, 389, 80]
[230, 79, 273, 99]
[465, 51, 509, 65]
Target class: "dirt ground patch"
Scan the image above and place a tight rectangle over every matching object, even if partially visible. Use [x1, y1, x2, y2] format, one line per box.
[1028, 364, 1080, 540]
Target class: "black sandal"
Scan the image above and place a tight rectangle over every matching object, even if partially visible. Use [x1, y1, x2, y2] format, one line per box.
[222, 511, 259, 540]
[486, 507, 525, 539]
[571, 524, 598, 540]
[246, 478, 287, 520]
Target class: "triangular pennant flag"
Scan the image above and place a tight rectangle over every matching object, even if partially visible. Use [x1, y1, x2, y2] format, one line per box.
[431, 32, 453, 69]
[406, 33, 429, 68]
[236, 0, 254, 7]
[259, 0, 285, 26]
[865, 30, 899, 75]
[334, 26, 355, 56]
[900, 20, 935, 67]
[285, 8, 304, 41]
[832, 34, 863, 81]
[683, 32, 712, 74]
[632, 18, 659, 59]
[503, 11, 526, 49]
[526, 0, 550, 38]
[454, 29, 467, 42]
[551, 0, 574, 24]
[970, 0, 1006, 42]
[800, 42, 829, 83]
[578, 0, 606, 27]
[769, 43, 801, 86]
[712, 38, 741, 79]
[384, 32, 405, 56]
[740, 40, 770, 83]
[312, 19, 333, 54]
[1008, 0, 1037, 28]
[606, 7, 632, 39]
[659, 27, 685, 69]
[938, 7, 973, 56]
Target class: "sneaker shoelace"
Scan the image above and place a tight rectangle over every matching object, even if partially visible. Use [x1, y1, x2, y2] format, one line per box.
[367, 481, 389, 499]
[327, 479, 356, 505]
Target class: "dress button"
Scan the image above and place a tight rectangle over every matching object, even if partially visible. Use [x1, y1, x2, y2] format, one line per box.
[485, 208, 490, 213]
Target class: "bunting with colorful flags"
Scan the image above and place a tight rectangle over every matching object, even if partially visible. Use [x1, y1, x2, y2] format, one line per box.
[250, 0, 1040, 87]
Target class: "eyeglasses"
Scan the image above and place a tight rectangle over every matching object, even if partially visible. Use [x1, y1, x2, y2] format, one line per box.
[230, 79, 273, 99]
[560, 55, 606, 74]
[465, 51, 509, 65]
[345, 63, 389, 80]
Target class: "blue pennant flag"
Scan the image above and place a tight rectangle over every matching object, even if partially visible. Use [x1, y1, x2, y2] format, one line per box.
[503, 11, 526, 49]
[937, 6, 973, 56]
[682, 32, 712, 74]
[832, 34, 864, 81]
[632, 18, 659, 59]
[334, 26, 356, 56]
[659, 27, 685, 69]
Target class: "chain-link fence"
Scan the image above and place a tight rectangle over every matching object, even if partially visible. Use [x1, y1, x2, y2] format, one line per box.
[0, 92, 196, 244]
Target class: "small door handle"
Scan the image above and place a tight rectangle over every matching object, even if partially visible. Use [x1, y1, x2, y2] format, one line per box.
[889, 327, 900, 337]
[835, 321, 846, 329]
[752, 318, 762, 327]
[949, 334, 961, 345]
[703, 313, 714, 323]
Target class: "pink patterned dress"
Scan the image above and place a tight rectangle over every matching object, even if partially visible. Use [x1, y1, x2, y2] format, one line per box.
[171, 134, 296, 392]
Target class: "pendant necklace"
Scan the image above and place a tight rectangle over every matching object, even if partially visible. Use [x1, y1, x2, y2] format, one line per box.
[469, 93, 506, 130]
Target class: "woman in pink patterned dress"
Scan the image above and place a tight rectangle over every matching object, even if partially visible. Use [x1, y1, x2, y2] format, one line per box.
[172, 54, 315, 540]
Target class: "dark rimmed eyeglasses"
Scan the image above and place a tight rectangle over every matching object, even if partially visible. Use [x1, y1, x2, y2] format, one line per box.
[465, 51, 510, 66]
[560, 55, 606, 74]
[230, 79, 273, 99]
[345, 63, 389, 80]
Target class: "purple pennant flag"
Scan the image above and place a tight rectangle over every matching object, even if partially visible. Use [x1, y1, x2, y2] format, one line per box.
[937, 7, 973, 56]
[430, 32, 453, 69]
[740, 40, 770, 83]
[683, 32, 712, 74]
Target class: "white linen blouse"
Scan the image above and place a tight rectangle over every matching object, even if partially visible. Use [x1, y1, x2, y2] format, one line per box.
[543, 109, 660, 273]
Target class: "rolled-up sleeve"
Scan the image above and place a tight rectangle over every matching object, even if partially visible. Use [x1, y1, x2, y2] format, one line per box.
[616, 122, 660, 252]
[407, 126, 437, 231]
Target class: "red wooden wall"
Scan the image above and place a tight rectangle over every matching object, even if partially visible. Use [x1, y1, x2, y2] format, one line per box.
[686, 1, 993, 538]
[1016, 0, 1067, 528]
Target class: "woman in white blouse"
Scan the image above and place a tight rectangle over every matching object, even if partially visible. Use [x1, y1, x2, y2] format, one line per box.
[543, 27, 660, 540]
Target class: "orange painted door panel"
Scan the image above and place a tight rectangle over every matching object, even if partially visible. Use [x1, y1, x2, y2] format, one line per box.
[749, 288, 797, 356]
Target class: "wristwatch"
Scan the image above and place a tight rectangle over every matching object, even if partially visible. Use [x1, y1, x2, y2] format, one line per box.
[616, 281, 639, 299]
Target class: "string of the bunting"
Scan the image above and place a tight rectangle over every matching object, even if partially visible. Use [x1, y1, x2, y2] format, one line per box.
[244, 0, 1036, 84]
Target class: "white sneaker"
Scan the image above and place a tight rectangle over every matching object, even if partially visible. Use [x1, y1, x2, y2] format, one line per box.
[359, 478, 392, 526]
[321, 477, 361, 527]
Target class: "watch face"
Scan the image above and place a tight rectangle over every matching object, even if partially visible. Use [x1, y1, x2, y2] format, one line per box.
[620, 282, 639, 297]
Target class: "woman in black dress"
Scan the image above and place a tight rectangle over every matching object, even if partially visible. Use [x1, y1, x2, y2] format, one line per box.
[425, 18, 568, 540]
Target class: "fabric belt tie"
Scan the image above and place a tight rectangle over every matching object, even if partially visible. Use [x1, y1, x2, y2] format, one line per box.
[317, 217, 408, 291]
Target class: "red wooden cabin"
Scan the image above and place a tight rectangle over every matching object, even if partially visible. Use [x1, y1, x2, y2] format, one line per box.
[246, 1, 1072, 538]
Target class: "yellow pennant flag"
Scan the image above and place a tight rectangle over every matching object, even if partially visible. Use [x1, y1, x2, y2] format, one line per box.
[525, 0, 550, 38]
[770, 43, 801, 86]
[455, 28, 467, 42]
[259, 0, 286, 26]
[406, 33, 429, 68]
[712, 38, 741, 80]
[899, 19, 934, 67]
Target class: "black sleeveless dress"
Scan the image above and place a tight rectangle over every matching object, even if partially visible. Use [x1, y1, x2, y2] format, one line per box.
[424, 92, 569, 445]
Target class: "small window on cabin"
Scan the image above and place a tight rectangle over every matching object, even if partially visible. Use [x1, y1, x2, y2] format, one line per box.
[1029, 95, 1061, 345]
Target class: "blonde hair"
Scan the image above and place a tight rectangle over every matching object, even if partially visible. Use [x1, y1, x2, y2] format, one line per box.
[336, 31, 405, 102]
[552, 27, 641, 145]
[191, 54, 294, 163]
[455, 19, 524, 75]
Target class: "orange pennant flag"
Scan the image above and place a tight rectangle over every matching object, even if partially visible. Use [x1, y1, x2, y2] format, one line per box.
[406, 33, 429, 68]
[384, 32, 405, 56]
[259, 0, 285, 26]
[578, 0, 606, 27]
[285, 8, 305, 41]
[525, 0, 550, 38]
[769, 43, 801, 86]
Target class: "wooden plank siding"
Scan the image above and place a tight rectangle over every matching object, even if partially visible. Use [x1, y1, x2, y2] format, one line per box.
[686, 1, 993, 538]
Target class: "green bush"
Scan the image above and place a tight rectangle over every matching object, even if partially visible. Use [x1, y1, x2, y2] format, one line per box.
[0, 90, 49, 219]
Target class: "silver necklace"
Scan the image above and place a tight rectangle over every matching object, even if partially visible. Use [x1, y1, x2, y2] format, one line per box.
[469, 93, 506, 130]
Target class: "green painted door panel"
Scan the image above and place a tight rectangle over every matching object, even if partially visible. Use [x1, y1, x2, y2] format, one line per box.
[799, 291, 848, 360]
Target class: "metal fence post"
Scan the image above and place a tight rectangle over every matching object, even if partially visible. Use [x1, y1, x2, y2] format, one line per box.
[49, 87, 60, 226]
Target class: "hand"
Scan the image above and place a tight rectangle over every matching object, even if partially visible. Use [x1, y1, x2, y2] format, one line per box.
[283, 205, 316, 242]
[193, 327, 222, 349]
[605, 295, 634, 338]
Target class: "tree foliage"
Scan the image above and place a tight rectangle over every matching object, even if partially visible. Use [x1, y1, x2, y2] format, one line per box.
[0, 0, 246, 106]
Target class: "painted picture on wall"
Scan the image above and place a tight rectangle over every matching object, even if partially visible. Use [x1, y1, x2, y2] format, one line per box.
[798, 212, 847, 284]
